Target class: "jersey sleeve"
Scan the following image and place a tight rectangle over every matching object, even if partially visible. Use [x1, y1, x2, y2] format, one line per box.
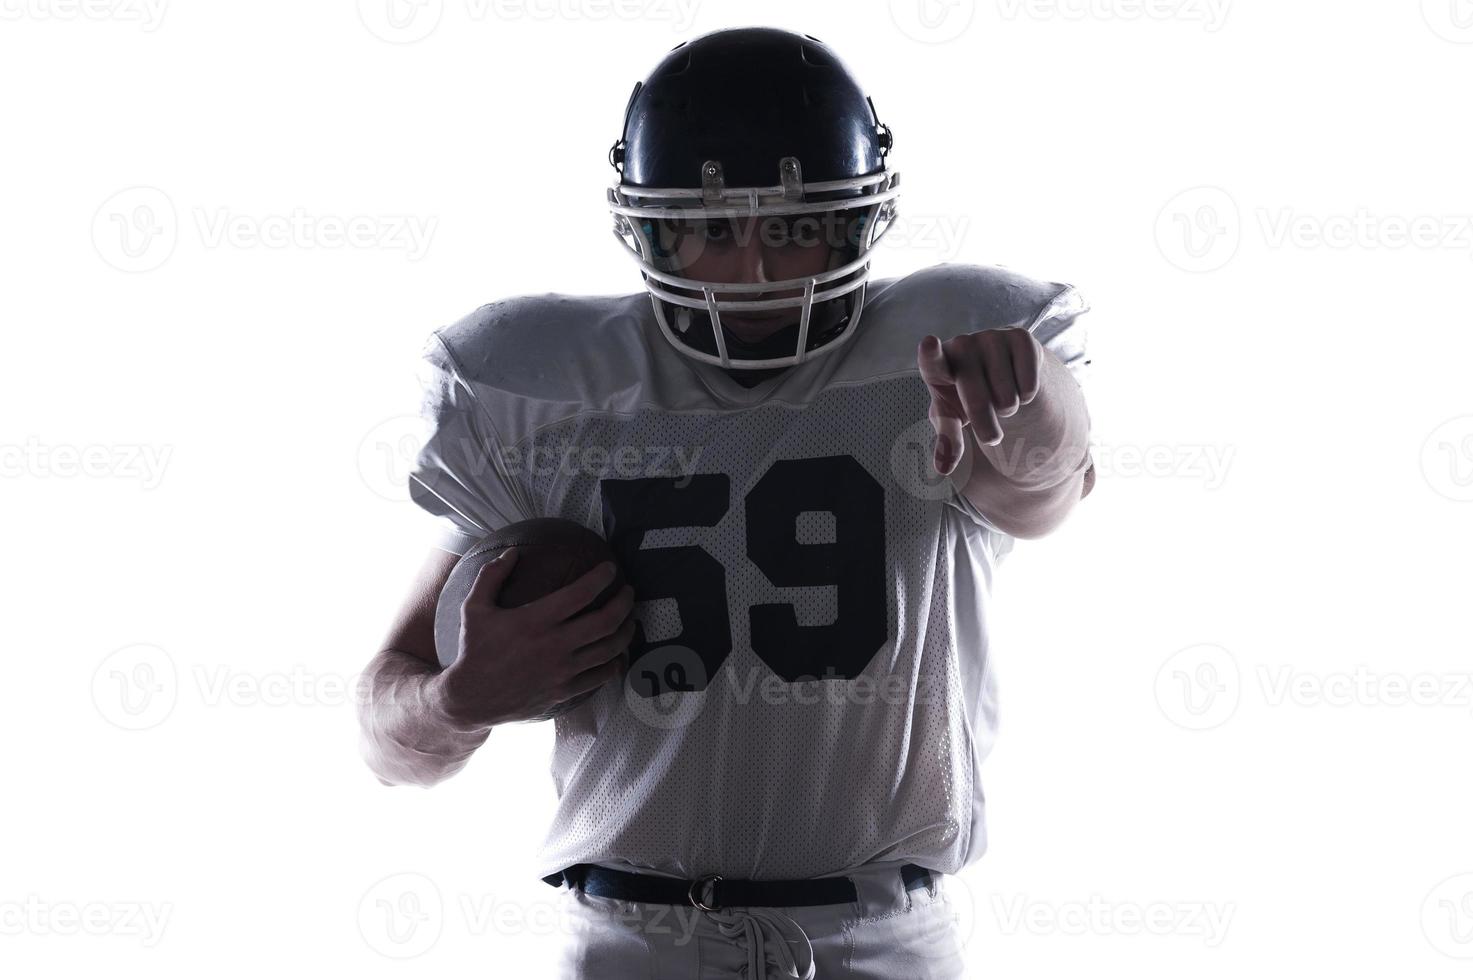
[407, 330, 534, 555]
[1034, 286, 1096, 496]
[942, 282, 1093, 534]
[1029, 284, 1091, 392]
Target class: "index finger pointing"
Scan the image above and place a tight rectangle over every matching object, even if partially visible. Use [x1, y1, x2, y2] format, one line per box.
[916, 334, 956, 395]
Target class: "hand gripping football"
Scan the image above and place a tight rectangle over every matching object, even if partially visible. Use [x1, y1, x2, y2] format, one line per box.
[433, 518, 628, 722]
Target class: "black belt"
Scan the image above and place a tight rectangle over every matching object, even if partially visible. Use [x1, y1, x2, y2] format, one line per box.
[541, 863, 937, 912]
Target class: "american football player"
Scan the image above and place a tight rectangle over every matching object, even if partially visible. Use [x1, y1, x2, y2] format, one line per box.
[358, 26, 1094, 979]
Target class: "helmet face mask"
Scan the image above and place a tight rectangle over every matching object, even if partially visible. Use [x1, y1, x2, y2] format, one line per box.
[606, 28, 899, 372]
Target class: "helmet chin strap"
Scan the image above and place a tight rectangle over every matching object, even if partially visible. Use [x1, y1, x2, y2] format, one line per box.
[668, 291, 854, 370]
[720, 319, 802, 360]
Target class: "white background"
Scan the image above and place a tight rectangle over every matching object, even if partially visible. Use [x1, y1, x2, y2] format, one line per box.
[3, 0, 1472, 976]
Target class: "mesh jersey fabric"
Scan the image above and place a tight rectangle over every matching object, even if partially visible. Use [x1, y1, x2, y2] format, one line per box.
[407, 262, 1091, 881]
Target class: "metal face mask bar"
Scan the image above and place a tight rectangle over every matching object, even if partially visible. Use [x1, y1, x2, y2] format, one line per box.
[608, 156, 900, 370]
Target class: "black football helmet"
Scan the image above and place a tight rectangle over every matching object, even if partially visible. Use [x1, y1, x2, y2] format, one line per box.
[607, 27, 899, 371]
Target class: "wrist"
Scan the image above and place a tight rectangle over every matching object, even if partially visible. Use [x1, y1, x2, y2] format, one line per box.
[976, 375, 1090, 492]
[425, 671, 496, 737]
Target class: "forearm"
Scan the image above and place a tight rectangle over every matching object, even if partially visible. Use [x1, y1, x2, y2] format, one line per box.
[356, 648, 491, 788]
[960, 349, 1093, 535]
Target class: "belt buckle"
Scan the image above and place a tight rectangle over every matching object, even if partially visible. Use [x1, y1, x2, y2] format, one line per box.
[688, 873, 723, 912]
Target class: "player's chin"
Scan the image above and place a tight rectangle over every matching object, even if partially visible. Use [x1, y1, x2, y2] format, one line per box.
[722, 314, 794, 342]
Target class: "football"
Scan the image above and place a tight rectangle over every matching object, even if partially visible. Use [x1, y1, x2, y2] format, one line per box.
[433, 518, 628, 721]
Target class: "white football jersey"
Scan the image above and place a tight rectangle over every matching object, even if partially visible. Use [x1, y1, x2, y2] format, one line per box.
[408, 263, 1090, 880]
